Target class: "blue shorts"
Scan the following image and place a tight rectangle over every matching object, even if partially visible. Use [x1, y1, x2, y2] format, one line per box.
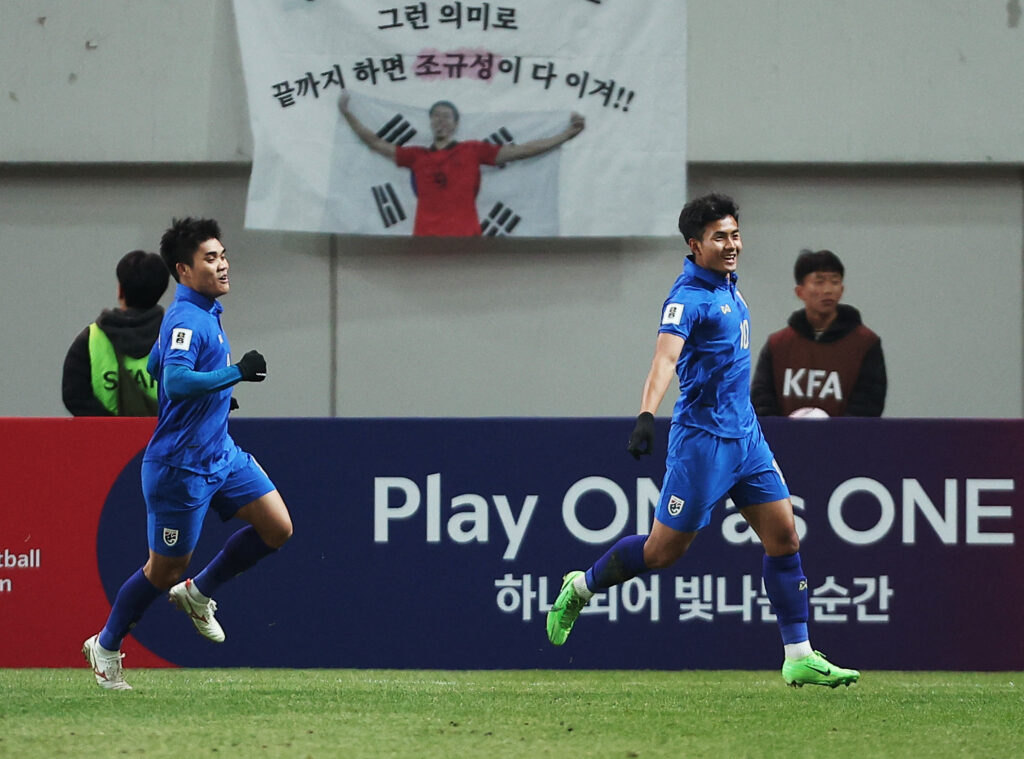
[142, 447, 276, 557]
[656, 423, 789, 532]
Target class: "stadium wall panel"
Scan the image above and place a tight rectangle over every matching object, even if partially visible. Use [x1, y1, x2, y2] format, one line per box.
[2, 417, 1021, 670]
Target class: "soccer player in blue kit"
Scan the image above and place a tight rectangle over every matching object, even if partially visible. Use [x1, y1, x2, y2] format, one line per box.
[83, 217, 293, 690]
[546, 194, 859, 688]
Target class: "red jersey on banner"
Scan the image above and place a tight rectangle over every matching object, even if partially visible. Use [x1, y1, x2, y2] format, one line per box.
[395, 141, 501, 236]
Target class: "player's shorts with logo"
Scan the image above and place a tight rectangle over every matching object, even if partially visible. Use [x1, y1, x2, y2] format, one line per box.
[142, 446, 275, 557]
[656, 423, 789, 532]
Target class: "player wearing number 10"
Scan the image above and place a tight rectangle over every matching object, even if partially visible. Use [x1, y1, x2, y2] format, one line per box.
[546, 193, 860, 688]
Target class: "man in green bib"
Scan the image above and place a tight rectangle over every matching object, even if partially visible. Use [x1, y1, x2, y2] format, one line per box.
[62, 250, 170, 416]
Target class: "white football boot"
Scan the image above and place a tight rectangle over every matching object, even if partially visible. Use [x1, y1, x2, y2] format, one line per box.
[168, 578, 225, 643]
[82, 634, 132, 690]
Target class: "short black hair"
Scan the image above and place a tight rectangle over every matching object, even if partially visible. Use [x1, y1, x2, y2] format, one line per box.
[677, 193, 739, 243]
[794, 249, 844, 284]
[160, 217, 222, 282]
[429, 100, 460, 123]
[117, 250, 169, 309]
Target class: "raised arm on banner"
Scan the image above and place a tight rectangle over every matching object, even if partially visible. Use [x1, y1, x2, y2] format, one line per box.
[338, 91, 397, 160]
[495, 112, 585, 164]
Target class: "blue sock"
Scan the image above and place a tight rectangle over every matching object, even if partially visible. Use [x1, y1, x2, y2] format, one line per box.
[98, 567, 163, 651]
[584, 534, 650, 591]
[193, 526, 276, 597]
[762, 552, 809, 645]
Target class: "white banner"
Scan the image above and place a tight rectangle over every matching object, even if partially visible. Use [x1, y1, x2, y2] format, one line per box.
[233, 0, 686, 237]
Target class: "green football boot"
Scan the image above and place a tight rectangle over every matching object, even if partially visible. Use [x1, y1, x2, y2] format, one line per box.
[546, 571, 589, 646]
[782, 650, 860, 688]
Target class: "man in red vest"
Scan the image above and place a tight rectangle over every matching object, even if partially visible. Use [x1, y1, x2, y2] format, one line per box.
[751, 249, 886, 417]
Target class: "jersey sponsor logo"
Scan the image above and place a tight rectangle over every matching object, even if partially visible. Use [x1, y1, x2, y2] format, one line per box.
[667, 495, 685, 517]
[783, 368, 843, 400]
[798, 579, 808, 591]
[721, 304, 732, 315]
[162, 528, 179, 547]
[661, 303, 684, 325]
[170, 328, 193, 351]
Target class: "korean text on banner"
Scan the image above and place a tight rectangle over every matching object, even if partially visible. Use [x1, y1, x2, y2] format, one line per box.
[232, 0, 687, 237]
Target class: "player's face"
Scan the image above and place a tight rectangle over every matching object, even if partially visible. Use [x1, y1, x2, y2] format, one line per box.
[690, 216, 741, 274]
[796, 271, 844, 318]
[179, 238, 230, 299]
[430, 105, 458, 142]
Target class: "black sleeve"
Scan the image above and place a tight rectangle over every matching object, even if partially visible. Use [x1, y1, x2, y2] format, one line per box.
[846, 339, 887, 417]
[750, 342, 781, 416]
[62, 328, 112, 417]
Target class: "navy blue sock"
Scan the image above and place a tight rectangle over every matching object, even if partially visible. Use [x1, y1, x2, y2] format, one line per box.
[762, 552, 809, 645]
[98, 567, 163, 651]
[193, 526, 276, 597]
[584, 534, 650, 591]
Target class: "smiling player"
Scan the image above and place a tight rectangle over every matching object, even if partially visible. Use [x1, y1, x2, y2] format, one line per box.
[83, 217, 293, 690]
[545, 194, 860, 688]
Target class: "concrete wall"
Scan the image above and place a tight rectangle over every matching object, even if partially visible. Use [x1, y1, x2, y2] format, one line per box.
[1, 1, 1021, 418]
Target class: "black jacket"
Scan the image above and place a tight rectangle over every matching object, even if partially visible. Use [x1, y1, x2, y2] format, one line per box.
[61, 306, 164, 416]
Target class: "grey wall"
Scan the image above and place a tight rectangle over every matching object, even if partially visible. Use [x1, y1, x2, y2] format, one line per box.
[1, 1, 1022, 419]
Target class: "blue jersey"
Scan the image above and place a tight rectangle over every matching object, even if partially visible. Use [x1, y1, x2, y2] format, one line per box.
[658, 257, 758, 438]
[143, 283, 238, 474]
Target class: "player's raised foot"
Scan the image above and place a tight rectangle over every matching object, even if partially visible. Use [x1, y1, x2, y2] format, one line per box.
[546, 570, 589, 646]
[782, 650, 860, 688]
[169, 578, 225, 643]
[82, 634, 132, 691]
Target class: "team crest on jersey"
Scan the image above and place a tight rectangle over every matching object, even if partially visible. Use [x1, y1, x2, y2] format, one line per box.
[662, 303, 684, 325]
[170, 328, 193, 351]
[667, 495, 685, 517]
[162, 528, 179, 547]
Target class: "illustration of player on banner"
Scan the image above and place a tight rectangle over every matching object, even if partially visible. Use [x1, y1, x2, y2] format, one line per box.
[234, 0, 685, 236]
[336, 91, 584, 236]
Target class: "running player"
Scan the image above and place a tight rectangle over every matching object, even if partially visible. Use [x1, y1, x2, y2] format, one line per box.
[545, 193, 860, 688]
[83, 217, 293, 690]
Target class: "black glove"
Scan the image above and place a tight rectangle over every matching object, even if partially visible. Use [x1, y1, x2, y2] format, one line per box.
[626, 412, 655, 460]
[235, 350, 267, 382]
[229, 397, 239, 411]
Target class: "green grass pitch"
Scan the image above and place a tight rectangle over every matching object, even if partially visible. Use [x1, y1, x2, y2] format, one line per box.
[1, 669, 1021, 758]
